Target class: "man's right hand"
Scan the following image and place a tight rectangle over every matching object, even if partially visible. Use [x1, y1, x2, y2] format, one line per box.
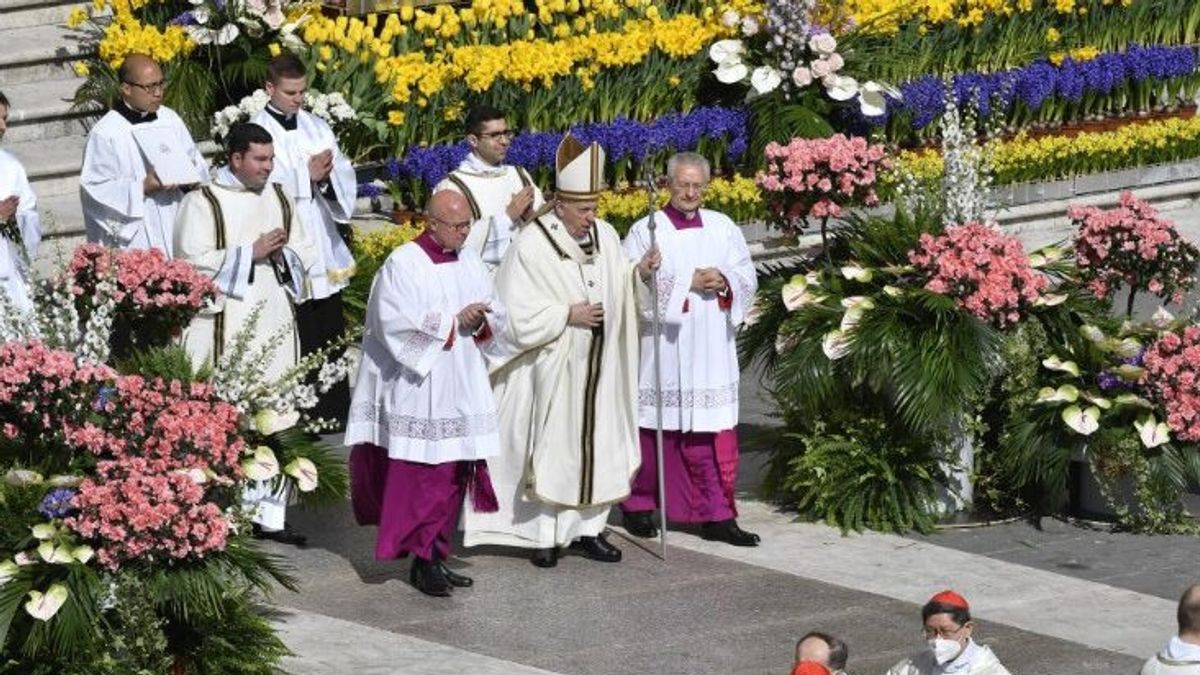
[143, 171, 173, 195]
[506, 186, 535, 222]
[691, 267, 724, 293]
[252, 228, 288, 261]
[456, 302, 491, 332]
[568, 301, 604, 328]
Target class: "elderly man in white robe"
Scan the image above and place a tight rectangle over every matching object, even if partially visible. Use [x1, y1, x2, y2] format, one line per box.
[252, 53, 357, 429]
[81, 54, 209, 256]
[345, 190, 502, 597]
[463, 134, 660, 568]
[619, 152, 761, 547]
[432, 105, 543, 271]
[174, 122, 318, 547]
[0, 91, 41, 311]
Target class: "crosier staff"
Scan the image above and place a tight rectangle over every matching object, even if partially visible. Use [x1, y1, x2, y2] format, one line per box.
[643, 159, 668, 561]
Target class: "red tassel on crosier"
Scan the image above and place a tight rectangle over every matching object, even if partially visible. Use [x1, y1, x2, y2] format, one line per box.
[466, 460, 499, 513]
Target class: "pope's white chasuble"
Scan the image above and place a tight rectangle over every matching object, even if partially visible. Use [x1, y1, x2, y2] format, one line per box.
[463, 214, 644, 549]
[433, 154, 545, 270]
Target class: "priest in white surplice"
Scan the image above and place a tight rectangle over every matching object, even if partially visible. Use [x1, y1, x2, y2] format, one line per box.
[174, 122, 318, 546]
[619, 152, 761, 547]
[0, 91, 41, 311]
[463, 134, 660, 568]
[432, 105, 544, 271]
[252, 54, 356, 428]
[81, 54, 209, 256]
[345, 190, 503, 597]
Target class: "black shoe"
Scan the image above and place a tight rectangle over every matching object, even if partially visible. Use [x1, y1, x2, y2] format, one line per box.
[410, 558, 451, 597]
[701, 519, 760, 547]
[623, 510, 659, 539]
[251, 523, 308, 548]
[436, 561, 473, 588]
[531, 548, 559, 568]
[569, 534, 622, 562]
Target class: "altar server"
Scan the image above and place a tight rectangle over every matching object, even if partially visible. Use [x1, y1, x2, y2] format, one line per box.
[0, 91, 41, 311]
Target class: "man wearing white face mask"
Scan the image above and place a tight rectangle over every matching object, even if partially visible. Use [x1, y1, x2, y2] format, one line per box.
[886, 590, 1011, 675]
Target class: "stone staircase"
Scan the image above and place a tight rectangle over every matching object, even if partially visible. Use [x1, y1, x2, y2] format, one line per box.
[0, 0, 96, 272]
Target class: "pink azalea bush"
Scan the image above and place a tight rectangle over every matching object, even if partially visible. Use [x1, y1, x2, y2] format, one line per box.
[1068, 191, 1199, 305]
[908, 222, 1047, 329]
[757, 134, 889, 235]
[1140, 326, 1200, 442]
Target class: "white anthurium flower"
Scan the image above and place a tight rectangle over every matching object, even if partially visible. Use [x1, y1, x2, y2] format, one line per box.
[1039, 244, 1065, 263]
[839, 297, 875, 330]
[31, 524, 57, 541]
[824, 74, 860, 101]
[37, 542, 74, 565]
[0, 560, 18, 585]
[822, 329, 852, 360]
[1114, 393, 1155, 408]
[254, 408, 299, 435]
[1034, 293, 1069, 307]
[720, 9, 740, 27]
[840, 296, 875, 310]
[1062, 405, 1101, 436]
[242, 446, 280, 481]
[1112, 364, 1146, 381]
[1035, 384, 1080, 404]
[284, 458, 319, 492]
[750, 66, 783, 94]
[25, 584, 69, 621]
[1079, 325, 1106, 343]
[1042, 356, 1081, 377]
[708, 39, 745, 65]
[858, 81, 889, 117]
[188, 0, 203, 5]
[1080, 391, 1112, 410]
[882, 285, 904, 298]
[1113, 338, 1143, 358]
[774, 332, 798, 354]
[1152, 306, 1175, 328]
[714, 61, 749, 84]
[1134, 415, 1171, 449]
[14, 551, 37, 566]
[808, 32, 837, 55]
[5, 469, 43, 487]
[841, 264, 873, 282]
[72, 546, 94, 565]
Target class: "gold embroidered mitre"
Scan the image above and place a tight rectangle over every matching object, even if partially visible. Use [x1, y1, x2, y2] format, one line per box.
[555, 133, 606, 202]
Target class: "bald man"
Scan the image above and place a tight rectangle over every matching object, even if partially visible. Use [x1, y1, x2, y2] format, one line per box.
[1143, 584, 1200, 674]
[81, 53, 209, 256]
[345, 190, 505, 597]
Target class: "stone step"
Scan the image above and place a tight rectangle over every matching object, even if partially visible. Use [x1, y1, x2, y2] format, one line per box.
[3, 76, 97, 143]
[0, 23, 92, 86]
[6, 133, 85, 201]
[0, 0, 94, 30]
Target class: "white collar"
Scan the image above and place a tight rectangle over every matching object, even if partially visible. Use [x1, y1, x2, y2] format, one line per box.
[459, 152, 508, 178]
[1166, 637, 1200, 662]
[214, 166, 264, 193]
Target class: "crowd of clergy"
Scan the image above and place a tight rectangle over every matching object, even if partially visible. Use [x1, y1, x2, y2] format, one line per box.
[5, 51, 1200, 675]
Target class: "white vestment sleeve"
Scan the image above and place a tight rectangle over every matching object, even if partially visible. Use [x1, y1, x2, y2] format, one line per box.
[623, 218, 687, 326]
[324, 140, 356, 222]
[368, 256, 455, 379]
[80, 132, 144, 241]
[493, 240, 569, 358]
[715, 217, 759, 327]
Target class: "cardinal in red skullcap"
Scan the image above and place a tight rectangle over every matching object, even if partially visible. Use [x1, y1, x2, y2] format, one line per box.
[883, 589, 1012, 675]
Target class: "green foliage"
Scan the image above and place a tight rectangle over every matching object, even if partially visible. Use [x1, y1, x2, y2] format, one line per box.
[114, 345, 209, 381]
[778, 417, 947, 533]
[261, 427, 350, 507]
[745, 90, 834, 169]
[1089, 427, 1200, 534]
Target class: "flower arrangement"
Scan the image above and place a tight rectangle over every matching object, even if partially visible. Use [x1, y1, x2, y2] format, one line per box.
[757, 133, 888, 238]
[597, 175, 766, 234]
[210, 87, 358, 141]
[1141, 326, 1200, 443]
[1068, 191, 1199, 312]
[908, 223, 1047, 328]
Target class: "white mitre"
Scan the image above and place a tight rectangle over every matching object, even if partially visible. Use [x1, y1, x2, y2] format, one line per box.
[555, 133, 606, 202]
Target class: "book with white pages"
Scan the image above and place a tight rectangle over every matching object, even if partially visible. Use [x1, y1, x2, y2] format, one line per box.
[131, 126, 206, 186]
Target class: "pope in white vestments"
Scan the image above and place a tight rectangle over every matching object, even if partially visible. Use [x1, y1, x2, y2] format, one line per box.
[463, 134, 660, 568]
[619, 152, 762, 547]
[252, 54, 357, 426]
[0, 141, 42, 312]
[81, 55, 209, 257]
[346, 190, 502, 597]
[432, 105, 544, 270]
[174, 123, 318, 543]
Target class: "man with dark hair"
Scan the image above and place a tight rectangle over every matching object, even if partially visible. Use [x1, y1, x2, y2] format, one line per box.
[887, 590, 1010, 675]
[252, 53, 356, 429]
[0, 90, 41, 311]
[81, 54, 209, 256]
[174, 121, 319, 547]
[1142, 584, 1200, 674]
[432, 105, 544, 272]
[795, 631, 849, 675]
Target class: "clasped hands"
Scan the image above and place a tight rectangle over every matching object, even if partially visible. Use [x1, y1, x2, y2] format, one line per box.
[252, 228, 288, 262]
[457, 302, 492, 333]
[307, 149, 334, 184]
[690, 267, 727, 294]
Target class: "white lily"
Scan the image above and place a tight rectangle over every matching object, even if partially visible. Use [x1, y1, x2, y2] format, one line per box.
[25, 584, 69, 621]
[750, 66, 783, 95]
[1062, 405, 1101, 435]
[242, 446, 280, 481]
[822, 329, 851, 360]
[1042, 356, 1082, 377]
[285, 458, 319, 492]
[1134, 415, 1171, 449]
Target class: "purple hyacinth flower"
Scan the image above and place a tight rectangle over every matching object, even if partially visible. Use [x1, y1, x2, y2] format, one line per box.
[38, 488, 77, 519]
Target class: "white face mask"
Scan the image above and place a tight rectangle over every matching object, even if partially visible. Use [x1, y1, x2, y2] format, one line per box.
[928, 637, 963, 665]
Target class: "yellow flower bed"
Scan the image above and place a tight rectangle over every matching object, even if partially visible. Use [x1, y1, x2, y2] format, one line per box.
[843, 0, 1133, 33]
[97, 14, 196, 68]
[598, 175, 765, 232]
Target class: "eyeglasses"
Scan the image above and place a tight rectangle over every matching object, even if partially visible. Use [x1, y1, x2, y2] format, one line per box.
[476, 130, 515, 141]
[124, 80, 166, 94]
[921, 625, 965, 640]
[671, 181, 708, 192]
[430, 216, 472, 231]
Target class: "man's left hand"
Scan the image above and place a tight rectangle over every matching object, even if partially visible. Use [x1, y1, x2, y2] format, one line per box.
[637, 246, 661, 282]
[308, 149, 334, 183]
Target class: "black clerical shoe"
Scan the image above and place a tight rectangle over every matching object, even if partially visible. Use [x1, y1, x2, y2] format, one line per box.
[251, 523, 308, 548]
[410, 558, 452, 597]
[622, 510, 659, 539]
[569, 534, 622, 562]
[701, 519, 760, 547]
[436, 561, 473, 588]
[530, 547, 559, 568]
